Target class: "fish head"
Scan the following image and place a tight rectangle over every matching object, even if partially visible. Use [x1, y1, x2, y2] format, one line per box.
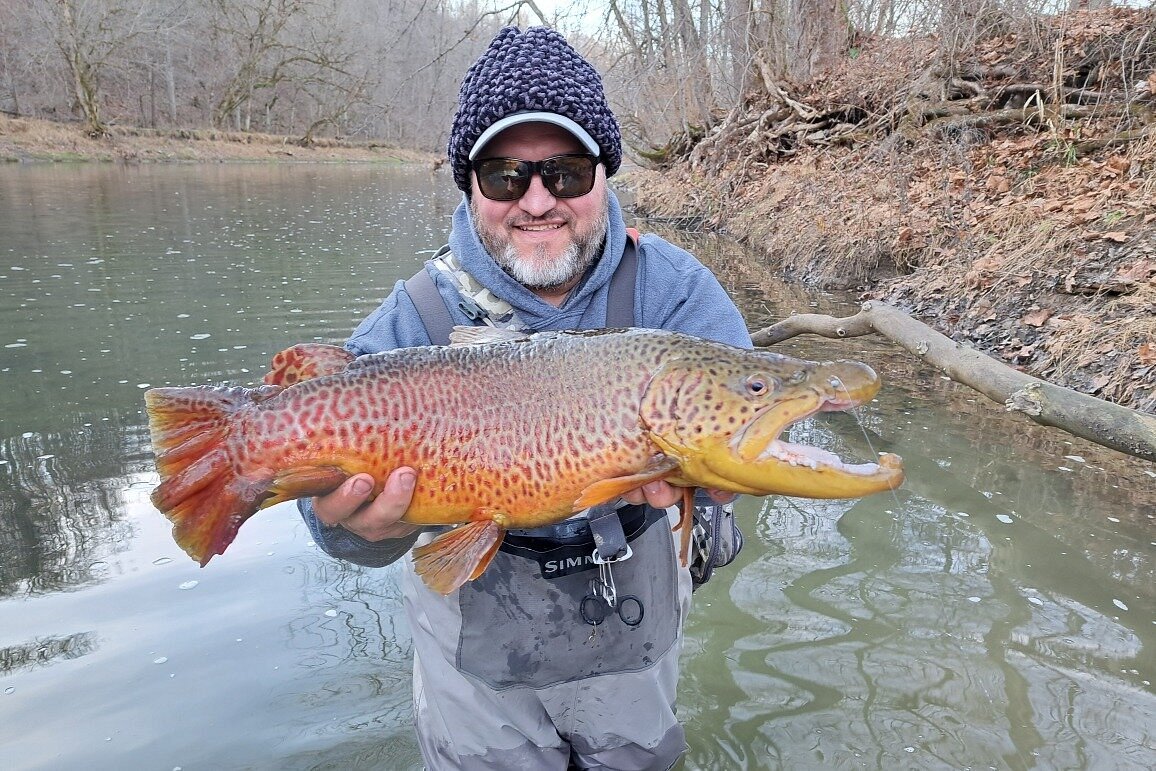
[641, 345, 903, 499]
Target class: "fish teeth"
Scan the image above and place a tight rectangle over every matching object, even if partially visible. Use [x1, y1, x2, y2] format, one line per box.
[761, 440, 837, 470]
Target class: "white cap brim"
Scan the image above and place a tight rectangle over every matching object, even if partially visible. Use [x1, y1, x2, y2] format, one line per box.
[468, 111, 600, 160]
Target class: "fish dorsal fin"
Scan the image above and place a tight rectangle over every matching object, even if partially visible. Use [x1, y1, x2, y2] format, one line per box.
[449, 325, 532, 347]
[263, 344, 355, 386]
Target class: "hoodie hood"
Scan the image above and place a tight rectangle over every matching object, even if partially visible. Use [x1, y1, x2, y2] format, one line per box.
[447, 190, 629, 331]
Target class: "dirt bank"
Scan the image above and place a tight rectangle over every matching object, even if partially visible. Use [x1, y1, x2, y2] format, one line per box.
[630, 7, 1154, 416]
[0, 116, 434, 165]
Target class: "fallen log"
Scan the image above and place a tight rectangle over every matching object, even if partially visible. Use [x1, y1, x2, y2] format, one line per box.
[750, 300, 1156, 463]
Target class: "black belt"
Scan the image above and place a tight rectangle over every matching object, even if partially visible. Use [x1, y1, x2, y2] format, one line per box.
[499, 504, 665, 580]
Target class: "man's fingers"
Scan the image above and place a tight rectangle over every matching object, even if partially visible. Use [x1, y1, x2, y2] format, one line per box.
[621, 483, 737, 508]
[359, 468, 416, 524]
[621, 480, 671, 506]
[313, 473, 377, 526]
[339, 468, 420, 542]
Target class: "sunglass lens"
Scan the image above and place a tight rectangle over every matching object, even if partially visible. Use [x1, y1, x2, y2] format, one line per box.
[541, 156, 596, 198]
[476, 159, 531, 201]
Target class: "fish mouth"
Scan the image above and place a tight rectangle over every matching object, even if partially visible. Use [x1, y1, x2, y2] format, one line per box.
[713, 365, 902, 499]
[745, 432, 903, 480]
[732, 396, 824, 463]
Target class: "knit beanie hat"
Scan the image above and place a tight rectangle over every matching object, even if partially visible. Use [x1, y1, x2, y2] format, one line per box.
[447, 26, 623, 193]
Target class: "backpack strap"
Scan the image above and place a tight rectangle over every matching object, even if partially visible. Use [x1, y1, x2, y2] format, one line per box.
[605, 228, 639, 329]
[404, 266, 456, 346]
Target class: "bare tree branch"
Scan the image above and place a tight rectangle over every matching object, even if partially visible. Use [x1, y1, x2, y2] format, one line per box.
[751, 301, 1156, 463]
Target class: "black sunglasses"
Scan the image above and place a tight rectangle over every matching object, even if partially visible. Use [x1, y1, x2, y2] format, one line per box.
[471, 153, 600, 201]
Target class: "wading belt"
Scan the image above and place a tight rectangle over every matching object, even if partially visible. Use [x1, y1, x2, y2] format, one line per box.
[403, 231, 641, 567]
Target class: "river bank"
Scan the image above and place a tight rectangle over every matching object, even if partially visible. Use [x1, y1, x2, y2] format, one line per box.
[0, 115, 433, 165]
[629, 7, 1155, 419]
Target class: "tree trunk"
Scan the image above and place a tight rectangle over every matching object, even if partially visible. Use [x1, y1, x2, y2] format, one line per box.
[164, 38, 177, 125]
[786, 0, 848, 83]
[55, 0, 108, 137]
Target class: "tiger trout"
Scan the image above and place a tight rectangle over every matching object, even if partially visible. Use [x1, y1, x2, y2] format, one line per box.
[145, 327, 903, 593]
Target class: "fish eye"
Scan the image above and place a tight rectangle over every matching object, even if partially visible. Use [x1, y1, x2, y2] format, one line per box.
[744, 374, 772, 396]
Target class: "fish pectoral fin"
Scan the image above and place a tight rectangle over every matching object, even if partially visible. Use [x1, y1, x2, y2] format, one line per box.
[412, 520, 504, 594]
[263, 466, 350, 507]
[572, 457, 680, 509]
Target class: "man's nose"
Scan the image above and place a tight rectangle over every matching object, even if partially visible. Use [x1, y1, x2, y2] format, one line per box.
[518, 173, 557, 216]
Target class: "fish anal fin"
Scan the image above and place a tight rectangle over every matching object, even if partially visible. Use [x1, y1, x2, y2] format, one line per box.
[264, 465, 350, 506]
[572, 457, 679, 510]
[412, 520, 504, 594]
[675, 487, 696, 567]
[263, 344, 354, 386]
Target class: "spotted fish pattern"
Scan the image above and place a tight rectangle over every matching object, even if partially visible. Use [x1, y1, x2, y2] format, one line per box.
[145, 328, 903, 593]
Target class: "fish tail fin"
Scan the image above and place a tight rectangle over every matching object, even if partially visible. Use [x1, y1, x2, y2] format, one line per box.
[264, 343, 354, 386]
[146, 386, 351, 565]
[145, 386, 275, 565]
[412, 520, 504, 594]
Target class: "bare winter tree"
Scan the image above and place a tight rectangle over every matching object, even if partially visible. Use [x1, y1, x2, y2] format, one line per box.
[26, 0, 184, 136]
[595, 0, 855, 160]
[200, 0, 374, 139]
[785, 0, 849, 82]
[600, 0, 732, 153]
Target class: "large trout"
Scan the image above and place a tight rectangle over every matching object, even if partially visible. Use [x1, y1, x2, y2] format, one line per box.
[145, 327, 903, 593]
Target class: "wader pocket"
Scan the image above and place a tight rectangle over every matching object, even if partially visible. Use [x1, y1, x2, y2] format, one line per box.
[455, 508, 679, 691]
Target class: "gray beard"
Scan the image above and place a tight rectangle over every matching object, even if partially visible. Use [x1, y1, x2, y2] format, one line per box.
[472, 193, 610, 292]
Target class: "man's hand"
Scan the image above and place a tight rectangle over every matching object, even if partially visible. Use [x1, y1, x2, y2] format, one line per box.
[620, 480, 736, 508]
[312, 467, 420, 542]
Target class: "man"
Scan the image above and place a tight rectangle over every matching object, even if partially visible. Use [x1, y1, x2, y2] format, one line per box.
[300, 26, 751, 770]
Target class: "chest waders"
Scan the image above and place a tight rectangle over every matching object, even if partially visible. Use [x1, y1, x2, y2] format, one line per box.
[395, 233, 744, 768]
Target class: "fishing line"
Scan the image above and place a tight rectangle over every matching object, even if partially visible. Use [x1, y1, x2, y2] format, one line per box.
[833, 376, 906, 510]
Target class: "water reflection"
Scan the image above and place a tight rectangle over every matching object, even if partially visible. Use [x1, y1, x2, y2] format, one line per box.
[0, 631, 99, 675]
[0, 167, 1153, 770]
[0, 417, 144, 596]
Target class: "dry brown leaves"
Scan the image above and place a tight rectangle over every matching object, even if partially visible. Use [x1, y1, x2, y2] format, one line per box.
[633, 7, 1156, 413]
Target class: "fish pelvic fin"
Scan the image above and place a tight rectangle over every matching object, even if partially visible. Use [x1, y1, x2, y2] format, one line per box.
[145, 385, 348, 566]
[412, 520, 504, 594]
[263, 343, 354, 386]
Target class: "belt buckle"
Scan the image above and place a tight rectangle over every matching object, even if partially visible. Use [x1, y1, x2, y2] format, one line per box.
[590, 543, 632, 565]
